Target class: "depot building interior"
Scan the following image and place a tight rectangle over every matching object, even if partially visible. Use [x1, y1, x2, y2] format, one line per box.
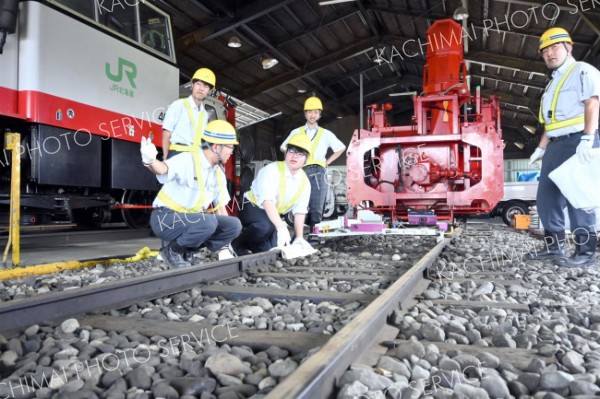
[132, 0, 600, 162]
[47, 0, 600, 162]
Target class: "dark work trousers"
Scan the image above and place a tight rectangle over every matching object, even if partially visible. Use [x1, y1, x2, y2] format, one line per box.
[303, 164, 328, 226]
[150, 208, 241, 252]
[234, 202, 277, 253]
[537, 132, 599, 240]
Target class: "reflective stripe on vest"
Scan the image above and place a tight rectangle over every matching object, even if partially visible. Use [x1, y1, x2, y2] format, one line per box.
[247, 162, 308, 214]
[157, 152, 226, 213]
[170, 101, 206, 152]
[539, 62, 585, 132]
[300, 127, 327, 167]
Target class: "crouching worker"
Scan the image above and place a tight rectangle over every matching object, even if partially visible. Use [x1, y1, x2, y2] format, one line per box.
[140, 120, 242, 268]
[233, 135, 315, 254]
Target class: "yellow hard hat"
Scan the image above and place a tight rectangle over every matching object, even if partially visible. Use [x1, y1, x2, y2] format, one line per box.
[304, 96, 323, 111]
[192, 68, 216, 87]
[539, 27, 572, 51]
[287, 134, 312, 156]
[203, 120, 238, 145]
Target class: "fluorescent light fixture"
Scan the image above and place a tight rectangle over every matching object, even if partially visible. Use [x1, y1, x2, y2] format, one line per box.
[319, 0, 357, 5]
[453, 6, 469, 21]
[513, 142, 525, 150]
[389, 91, 417, 97]
[297, 88, 307, 94]
[262, 56, 278, 69]
[228, 36, 241, 48]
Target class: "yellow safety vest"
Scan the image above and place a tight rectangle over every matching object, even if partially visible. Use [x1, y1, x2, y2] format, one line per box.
[170, 101, 206, 152]
[247, 162, 308, 214]
[299, 127, 327, 167]
[539, 62, 585, 132]
[157, 152, 226, 213]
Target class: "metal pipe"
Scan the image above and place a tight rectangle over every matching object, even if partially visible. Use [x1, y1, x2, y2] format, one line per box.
[359, 73, 363, 138]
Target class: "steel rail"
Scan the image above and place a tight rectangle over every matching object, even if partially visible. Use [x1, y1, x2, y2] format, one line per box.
[0, 251, 277, 335]
[265, 236, 451, 399]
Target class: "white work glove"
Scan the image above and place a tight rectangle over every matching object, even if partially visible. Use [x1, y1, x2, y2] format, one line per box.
[528, 147, 545, 167]
[141, 136, 158, 165]
[293, 237, 314, 251]
[576, 135, 595, 163]
[276, 226, 291, 247]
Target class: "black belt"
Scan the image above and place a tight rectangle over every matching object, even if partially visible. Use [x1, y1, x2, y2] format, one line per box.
[303, 164, 325, 170]
[548, 132, 583, 143]
[548, 132, 584, 142]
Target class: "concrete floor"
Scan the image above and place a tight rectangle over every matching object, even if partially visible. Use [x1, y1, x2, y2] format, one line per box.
[0, 228, 160, 268]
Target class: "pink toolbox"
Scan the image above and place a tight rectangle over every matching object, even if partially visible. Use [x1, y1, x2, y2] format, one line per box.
[350, 223, 385, 232]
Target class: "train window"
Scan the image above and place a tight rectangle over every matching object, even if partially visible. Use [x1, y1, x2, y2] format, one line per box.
[97, 2, 137, 41]
[139, 3, 172, 57]
[51, 0, 95, 20]
[48, 0, 175, 62]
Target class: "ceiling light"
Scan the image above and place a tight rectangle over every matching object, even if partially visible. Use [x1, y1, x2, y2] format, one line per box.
[523, 125, 537, 135]
[228, 36, 241, 48]
[297, 88, 307, 94]
[453, 6, 469, 21]
[336, 114, 343, 119]
[261, 56, 278, 70]
[319, 0, 357, 5]
[389, 91, 417, 97]
[513, 142, 525, 150]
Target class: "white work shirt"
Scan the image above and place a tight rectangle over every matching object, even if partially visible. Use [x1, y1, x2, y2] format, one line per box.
[153, 150, 229, 211]
[162, 95, 209, 145]
[541, 57, 600, 137]
[243, 161, 310, 215]
[280, 124, 345, 163]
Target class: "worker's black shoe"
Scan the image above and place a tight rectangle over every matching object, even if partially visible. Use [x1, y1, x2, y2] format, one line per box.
[525, 248, 565, 261]
[556, 253, 596, 268]
[161, 240, 191, 269]
[231, 239, 252, 256]
[556, 233, 597, 268]
[183, 250, 196, 263]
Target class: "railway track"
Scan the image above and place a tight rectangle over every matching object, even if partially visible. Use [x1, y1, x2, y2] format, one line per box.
[0, 225, 598, 398]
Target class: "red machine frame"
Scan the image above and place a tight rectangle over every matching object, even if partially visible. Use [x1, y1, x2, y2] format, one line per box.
[346, 19, 504, 223]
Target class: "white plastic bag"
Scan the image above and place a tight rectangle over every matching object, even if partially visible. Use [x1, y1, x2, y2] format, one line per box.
[548, 149, 600, 211]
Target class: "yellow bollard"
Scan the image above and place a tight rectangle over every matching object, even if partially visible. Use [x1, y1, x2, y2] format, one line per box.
[3, 132, 20, 267]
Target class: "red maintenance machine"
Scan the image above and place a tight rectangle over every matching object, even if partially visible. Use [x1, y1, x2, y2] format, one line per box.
[346, 19, 504, 227]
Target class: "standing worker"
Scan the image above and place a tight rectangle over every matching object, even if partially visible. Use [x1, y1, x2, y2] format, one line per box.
[280, 96, 346, 228]
[233, 135, 314, 254]
[527, 27, 600, 267]
[141, 120, 242, 268]
[162, 68, 217, 159]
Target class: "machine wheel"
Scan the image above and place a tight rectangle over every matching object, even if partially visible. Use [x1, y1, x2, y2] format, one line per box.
[72, 207, 111, 228]
[121, 190, 152, 229]
[501, 201, 528, 226]
[238, 126, 255, 163]
[240, 165, 255, 194]
[284, 211, 294, 227]
[323, 185, 335, 219]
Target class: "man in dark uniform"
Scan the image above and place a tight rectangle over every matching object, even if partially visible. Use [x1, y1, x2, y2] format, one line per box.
[527, 27, 600, 267]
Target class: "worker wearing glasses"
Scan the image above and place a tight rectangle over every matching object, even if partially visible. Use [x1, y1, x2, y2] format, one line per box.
[233, 134, 315, 254]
